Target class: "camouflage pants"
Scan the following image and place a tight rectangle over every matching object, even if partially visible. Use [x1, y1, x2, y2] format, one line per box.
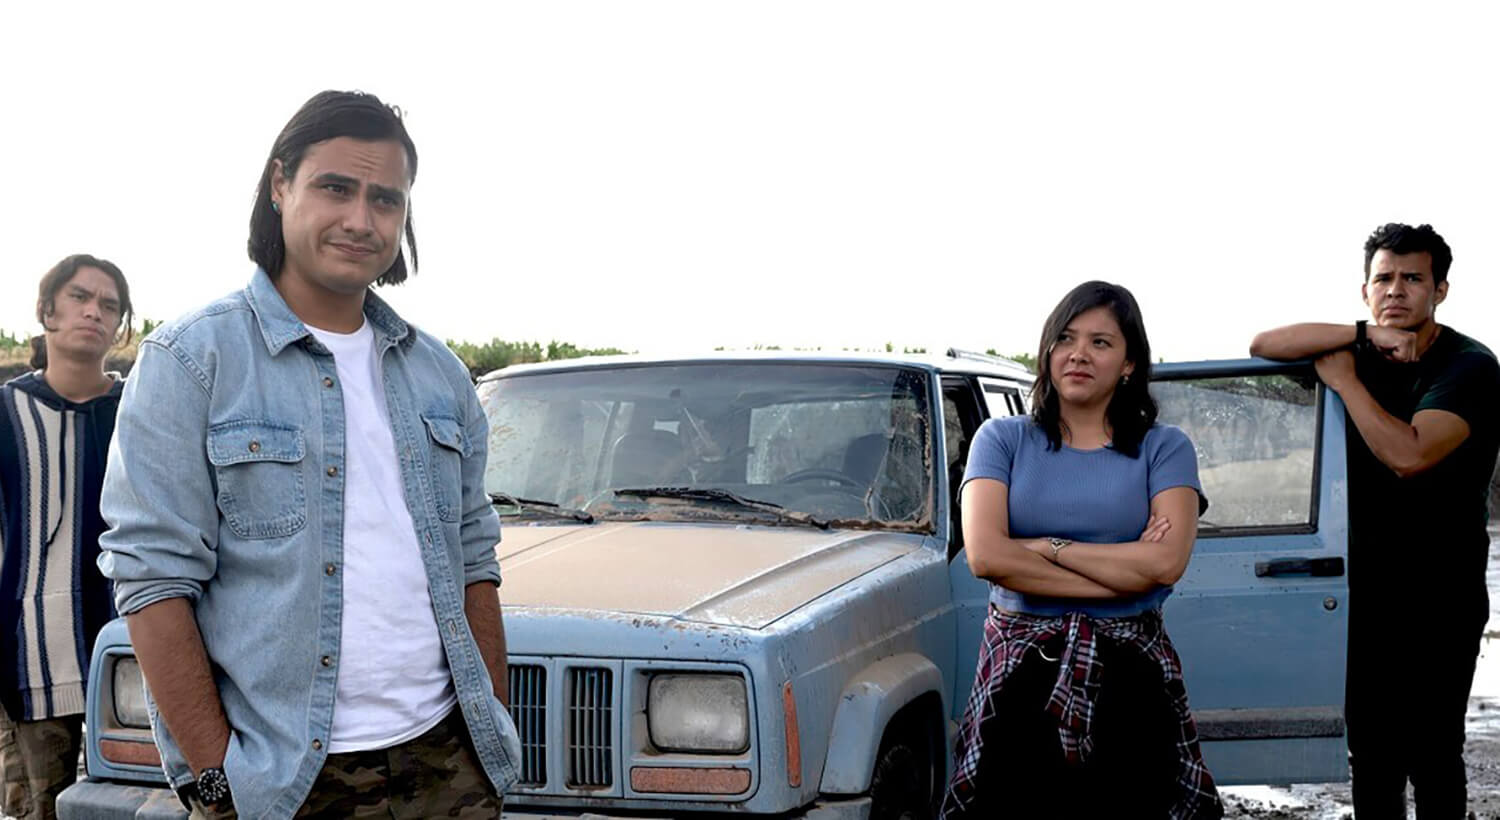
[0, 704, 83, 820]
[293, 707, 503, 819]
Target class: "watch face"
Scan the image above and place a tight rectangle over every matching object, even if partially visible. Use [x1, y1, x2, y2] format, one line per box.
[197, 767, 231, 805]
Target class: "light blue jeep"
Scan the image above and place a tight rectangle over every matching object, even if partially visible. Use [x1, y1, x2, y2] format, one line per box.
[59, 352, 1349, 819]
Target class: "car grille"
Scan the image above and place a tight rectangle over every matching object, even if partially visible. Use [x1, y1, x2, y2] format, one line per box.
[503, 659, 752, 800]
[507, 664, 547, 786]
[506, 663, 616, 791]
[567, 667, 614, 789]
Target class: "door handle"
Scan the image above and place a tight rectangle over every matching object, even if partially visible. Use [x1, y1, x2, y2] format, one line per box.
[1254, 557, 1345, 578]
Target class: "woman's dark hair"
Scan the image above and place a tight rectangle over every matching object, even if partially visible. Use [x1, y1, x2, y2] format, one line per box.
[248, 90, 419, 286]
[1029, 280, 1156, 457]
[33, 253, 134, 370]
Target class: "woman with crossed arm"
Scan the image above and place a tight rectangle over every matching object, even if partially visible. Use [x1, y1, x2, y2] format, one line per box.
[939, 281, 1222, 819]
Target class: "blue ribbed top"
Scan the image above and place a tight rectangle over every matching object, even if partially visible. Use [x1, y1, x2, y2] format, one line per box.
[961, 415, 1202, 617]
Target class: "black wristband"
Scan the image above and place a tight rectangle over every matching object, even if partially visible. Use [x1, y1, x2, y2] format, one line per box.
[1354, 319, 1368, 352]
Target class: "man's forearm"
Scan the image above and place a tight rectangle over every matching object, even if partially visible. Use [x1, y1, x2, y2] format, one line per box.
[1249, 323, 1356, 361]
[124, 598, 229, 777]
[1335, 376, 1428, 476]
[464, 581, 508, 706]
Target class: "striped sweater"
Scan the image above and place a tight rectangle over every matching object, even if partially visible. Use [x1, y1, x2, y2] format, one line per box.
[0, 371, 121, 720]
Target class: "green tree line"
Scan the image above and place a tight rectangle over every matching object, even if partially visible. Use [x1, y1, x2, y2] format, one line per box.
[5, 322, 1037, 377]
[0, 329, 28, 352]
[991, 349, 1036, 371]
[2, 322, 628, 379]
[0, 320, 162, 351]
[446, 338, 628, 378]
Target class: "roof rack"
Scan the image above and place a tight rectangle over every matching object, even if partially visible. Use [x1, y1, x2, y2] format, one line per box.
[945, 348, 1025, 368]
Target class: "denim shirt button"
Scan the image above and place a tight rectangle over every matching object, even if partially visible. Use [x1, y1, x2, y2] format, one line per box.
[324, 563, 336, 576]
[326, 466, 338, 477]
[320, 655, 332, 667]
[311, 739, 323, 751]
[248, 441, 260, 453]
[322, 377, 334, 388]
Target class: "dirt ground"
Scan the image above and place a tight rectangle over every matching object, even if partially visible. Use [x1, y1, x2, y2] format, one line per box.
[1221, 718, 1500, 819]
[1223, 532, 1500, 820]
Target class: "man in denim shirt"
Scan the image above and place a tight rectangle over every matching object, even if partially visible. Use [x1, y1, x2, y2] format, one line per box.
[98, 91, 521, 819]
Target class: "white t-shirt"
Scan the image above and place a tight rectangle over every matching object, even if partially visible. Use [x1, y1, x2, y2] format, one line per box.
[306, 320, 457, 753]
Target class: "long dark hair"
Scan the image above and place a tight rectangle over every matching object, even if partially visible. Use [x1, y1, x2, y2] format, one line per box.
[33, 254, 134, 370]
[1029, 281, 1156, 457]
[248, 90, 419, 286]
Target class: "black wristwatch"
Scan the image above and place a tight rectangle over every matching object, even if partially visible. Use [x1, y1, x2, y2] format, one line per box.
[194, 766, 232, 807]
[1353, 319, 1368, 352]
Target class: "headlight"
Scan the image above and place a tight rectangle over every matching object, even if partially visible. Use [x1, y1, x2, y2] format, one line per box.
[112, 657, 150, 729]
[647, 674, 749, 753]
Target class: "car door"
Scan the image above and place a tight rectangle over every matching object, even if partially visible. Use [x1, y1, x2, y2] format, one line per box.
[1154, 359, 1349, 785]
[945, 374, 1020, 724]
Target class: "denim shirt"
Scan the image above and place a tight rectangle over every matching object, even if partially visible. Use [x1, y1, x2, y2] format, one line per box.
[98, 269, 519, 820]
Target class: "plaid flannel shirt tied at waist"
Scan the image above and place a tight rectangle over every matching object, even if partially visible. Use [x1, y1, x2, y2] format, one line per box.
[942, 606, 1221, 820]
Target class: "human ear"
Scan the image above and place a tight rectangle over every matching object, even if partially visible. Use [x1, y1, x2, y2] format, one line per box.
[270, 160, 290, 210]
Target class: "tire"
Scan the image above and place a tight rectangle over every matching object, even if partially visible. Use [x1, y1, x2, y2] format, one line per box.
[868, 721, 936, 820]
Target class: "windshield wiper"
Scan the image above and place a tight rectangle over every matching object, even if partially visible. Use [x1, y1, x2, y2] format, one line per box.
[613, 486, 829, 530]
[488, 492, 595, 524]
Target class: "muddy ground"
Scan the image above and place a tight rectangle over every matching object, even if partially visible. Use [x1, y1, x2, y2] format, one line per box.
[1223, 531, 1500, 819]
[1222, 724, 1500, 819]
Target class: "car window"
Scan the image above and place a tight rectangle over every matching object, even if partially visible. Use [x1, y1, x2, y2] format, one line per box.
[977, 377, 1024, 417]
[746, 397, 914, 480]
[1153, 374, 1319, 534]
[477, 363, 935, 528]
[942, 395, 965, 474]
[941, 378, 988, 556]
[484, 397, 618, 505]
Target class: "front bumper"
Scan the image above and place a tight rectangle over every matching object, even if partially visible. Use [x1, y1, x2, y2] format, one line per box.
[500, 797, 871, 820]
[55, 779, 872, 820]
[56, 778, 186, 820]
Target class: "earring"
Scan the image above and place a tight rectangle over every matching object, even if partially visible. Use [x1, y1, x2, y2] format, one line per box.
[1121, 374, 1130, 385]
[271, 201, 280, 214]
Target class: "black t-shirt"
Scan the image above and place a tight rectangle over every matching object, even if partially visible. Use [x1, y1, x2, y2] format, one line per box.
[1346, 325, 1500, 619]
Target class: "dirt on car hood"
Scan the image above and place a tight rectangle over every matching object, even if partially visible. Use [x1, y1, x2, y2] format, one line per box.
[495, 522, 923, 629]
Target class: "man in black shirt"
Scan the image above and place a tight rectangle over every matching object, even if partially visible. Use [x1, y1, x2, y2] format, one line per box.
[1252, 223, 1500, 818]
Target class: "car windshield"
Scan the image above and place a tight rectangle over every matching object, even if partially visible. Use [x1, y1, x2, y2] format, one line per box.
[477, 362, 934, 530]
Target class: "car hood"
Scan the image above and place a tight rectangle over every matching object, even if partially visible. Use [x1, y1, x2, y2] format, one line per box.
[496, 522, 923, 629]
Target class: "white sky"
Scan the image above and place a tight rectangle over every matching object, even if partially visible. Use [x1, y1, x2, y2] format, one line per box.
[4, 2, 1498, 363]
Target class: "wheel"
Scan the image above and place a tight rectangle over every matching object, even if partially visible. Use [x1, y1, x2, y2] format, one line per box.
[780, 468, 861, 487]
[868, 724, 936, 820]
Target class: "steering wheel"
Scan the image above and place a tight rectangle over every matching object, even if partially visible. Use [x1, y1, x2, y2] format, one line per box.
[781, 468, 862, 488]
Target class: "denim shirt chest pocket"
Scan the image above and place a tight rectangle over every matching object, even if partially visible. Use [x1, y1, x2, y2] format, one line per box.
[207, 420, 308, 539]
[421, 412, 467, 522]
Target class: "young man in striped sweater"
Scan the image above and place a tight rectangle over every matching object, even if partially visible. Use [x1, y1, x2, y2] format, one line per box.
[1, 254, 133, 820]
